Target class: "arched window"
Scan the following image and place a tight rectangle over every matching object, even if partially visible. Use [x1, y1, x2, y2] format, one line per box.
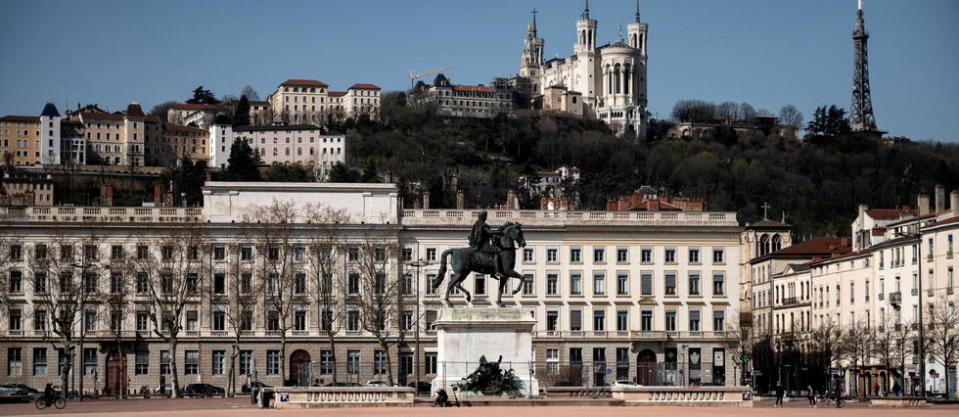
[624, 64, 631, 95]
[759, 234, 770, 256]
[614, 64, 621, 94]
[772, 235, 782, 252]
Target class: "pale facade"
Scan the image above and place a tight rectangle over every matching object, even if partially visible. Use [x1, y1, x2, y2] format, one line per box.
[229, 125, 348, 178]
[167, 104, 223, 129]
[0, 183, 744, 393]
[268, 80, 380, 126]
[414, 74, 513, 119]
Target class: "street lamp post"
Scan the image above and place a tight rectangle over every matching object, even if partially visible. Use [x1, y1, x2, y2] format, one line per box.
[408, 259, 433, 396]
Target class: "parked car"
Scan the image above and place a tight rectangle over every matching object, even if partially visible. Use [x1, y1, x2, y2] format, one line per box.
[152, 384, 172, 397]
[324, 382, 361, 387]
[242, 381, 270, 394]
[0, 385, 32, 402]
[184, 383, 225, 398]
[612, 380, 639, 387]
[365, 380, 389, 387]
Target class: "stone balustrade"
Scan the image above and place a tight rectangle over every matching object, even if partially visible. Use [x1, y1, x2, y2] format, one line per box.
[401, 209, 738, 227]
[0, 206, 203, 223]
[261, 386, 415, 408]
[611, 386, 753, 407]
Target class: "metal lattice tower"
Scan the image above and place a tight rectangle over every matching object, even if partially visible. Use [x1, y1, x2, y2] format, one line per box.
[850, 0, 877, 132]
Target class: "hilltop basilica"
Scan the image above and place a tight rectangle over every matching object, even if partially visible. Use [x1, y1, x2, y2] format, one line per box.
[520, 1, 649, 138]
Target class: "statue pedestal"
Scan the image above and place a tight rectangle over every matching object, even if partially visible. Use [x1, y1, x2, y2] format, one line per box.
[430, 307, 539, 397]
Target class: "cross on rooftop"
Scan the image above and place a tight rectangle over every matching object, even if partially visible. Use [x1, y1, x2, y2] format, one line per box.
[761, 202, 772, 220]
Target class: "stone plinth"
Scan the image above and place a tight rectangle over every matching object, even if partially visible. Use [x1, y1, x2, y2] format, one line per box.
[431, 307, 539, 397]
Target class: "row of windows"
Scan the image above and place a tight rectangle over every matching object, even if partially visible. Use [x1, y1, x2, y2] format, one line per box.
[422, 246, 726, 265]
[548, 308, 726, 332]
[421, 271, 726, 297]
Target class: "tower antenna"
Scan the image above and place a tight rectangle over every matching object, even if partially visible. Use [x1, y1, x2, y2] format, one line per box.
[850, 0, 878, 132]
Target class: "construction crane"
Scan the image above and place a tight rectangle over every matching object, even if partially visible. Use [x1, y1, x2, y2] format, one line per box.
[409, 66, 451, 88]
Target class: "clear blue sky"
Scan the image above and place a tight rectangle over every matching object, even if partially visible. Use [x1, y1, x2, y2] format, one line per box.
[1, 0, 957, 141]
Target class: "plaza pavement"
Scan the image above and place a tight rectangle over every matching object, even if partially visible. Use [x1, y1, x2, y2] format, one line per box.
[1, 397, 957, 416]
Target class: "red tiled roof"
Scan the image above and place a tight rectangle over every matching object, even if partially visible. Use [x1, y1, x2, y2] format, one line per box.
[767, 237, 851, 257]
[171, 103, 222, 110]
[0, 115, 40, 123]
[125, 103, 145, 117]
[867, 208, 906, 220]
[453, 85, 494, 93]
[631, 199, 682, 212]
[871, 228, 886, 236]
[280, 79, 329, 88]
[80, 112, 124, 121]
[328, 91, 347, 97]
[926, 215, 959, 228]
[145, 115, 163, 123]
[349, 83, 380, 90]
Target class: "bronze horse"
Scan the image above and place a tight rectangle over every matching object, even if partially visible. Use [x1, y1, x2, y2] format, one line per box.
[431, 222, 527, 307]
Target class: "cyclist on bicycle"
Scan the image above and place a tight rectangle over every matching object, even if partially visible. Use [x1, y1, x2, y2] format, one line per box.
[43, 383, 55, 407]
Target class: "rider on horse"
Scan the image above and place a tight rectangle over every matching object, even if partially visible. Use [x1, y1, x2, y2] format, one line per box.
[469, 211, 504, 279]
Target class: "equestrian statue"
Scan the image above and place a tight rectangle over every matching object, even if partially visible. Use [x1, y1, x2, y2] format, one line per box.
[431, 211, 527, 307]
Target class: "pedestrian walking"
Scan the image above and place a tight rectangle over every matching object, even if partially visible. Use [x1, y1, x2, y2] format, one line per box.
[806, 385, 816, 407]
[834, 380, 843, 408]
[775, 381, 785, 407]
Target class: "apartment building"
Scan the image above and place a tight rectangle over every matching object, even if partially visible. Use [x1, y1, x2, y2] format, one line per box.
[268, 79, 380, 126]
[223, 124, 348, 179]
[412, 74, 513, 119]
[0, 182, 744, 395]
[0, 116, 40, 166]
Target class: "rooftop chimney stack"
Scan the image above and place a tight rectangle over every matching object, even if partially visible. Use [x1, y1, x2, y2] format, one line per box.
[918, 194, 931, 216]
[422, 192, 430, 210]
[951, 190, 959, 216]
[935, 184, 945, 213]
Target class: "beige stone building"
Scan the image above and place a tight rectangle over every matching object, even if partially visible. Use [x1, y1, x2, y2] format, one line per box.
[268, 79, 380, 126]
[0, 116, 41, 166]
[412, 74, 513, 119]
[0, 182, 745, 395]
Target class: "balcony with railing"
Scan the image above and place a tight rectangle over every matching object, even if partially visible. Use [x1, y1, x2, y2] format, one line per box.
[401, 209, 739, 227]
[782, 297, 799, 306]
[889, 291, 902, 306]
[0, 206, 204, 223]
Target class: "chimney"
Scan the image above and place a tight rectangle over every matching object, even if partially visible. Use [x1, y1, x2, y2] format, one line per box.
[422, 192, 430, 210]
[952, 190, 959, 216]
[918, 194, 930, 216]
[935, 184, 945, 213]
[606, 200, 617, 211]
[456, 191, 464, 210]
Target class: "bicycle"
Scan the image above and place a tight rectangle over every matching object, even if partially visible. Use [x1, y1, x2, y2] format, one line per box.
[34, 395, 66, 410]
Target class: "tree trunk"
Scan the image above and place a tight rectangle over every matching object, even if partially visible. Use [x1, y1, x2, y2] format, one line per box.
[280, 333, 287, 385]
[61, 347, 72, 398]
[327, 333, 338, 384]
[228, 342, 238, 397]
[380, 339, 395, 386]
[169, 338, 180, 398]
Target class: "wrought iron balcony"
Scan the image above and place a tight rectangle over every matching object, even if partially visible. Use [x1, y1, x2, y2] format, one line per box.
[889, 291, 902, 306]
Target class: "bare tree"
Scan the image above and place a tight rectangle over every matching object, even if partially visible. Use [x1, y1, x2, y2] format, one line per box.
[355, 230, 400, 385]
[874, 310, 915, 396]
[0, 225, 15, 313]
[26, 231, 104, 395]
[808, 317, 844, 389]
[132, 225, 211, 398]
[243, 200, 302, 383]
[222, 243, 259, 396]
[778, 104, 804, 127]
[104, 243, 136, 398]
[305, 205, 351, 384]
[842, 318, 876, 397]
[723, 313, 752, 386]
[927, 296, 959, 399]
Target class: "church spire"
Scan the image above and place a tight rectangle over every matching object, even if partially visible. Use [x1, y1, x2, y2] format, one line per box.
[528, 8, 538, 38]
[583, 0, 590, 19]
[635, 0, 641, 23]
